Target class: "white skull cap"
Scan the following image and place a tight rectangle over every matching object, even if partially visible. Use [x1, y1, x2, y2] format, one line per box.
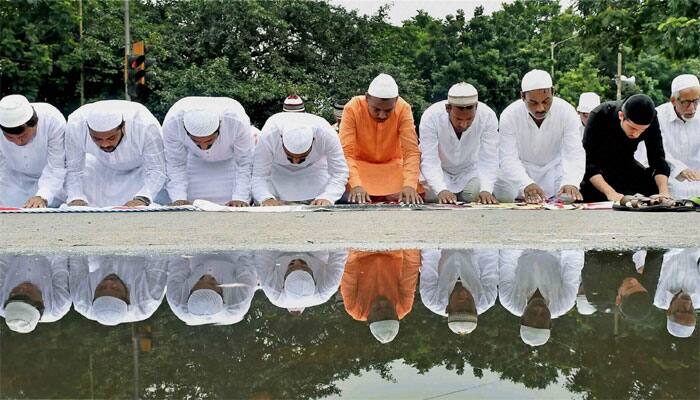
[183, 109, 219, 137]
[368, 73, 399, 99]
[282, 125, 314, 154]
[369, 319, 400, 344]
[521, 69, 553, 92]
[0, 94, 33, 128]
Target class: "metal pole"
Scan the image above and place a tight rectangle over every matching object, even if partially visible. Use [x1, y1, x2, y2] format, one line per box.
[616, 45, 622, 101]
[550, 42, 555, 79]
[124, 0, 130, 101]
[132, 324, 139, 400]
[79, 0, 84, 105]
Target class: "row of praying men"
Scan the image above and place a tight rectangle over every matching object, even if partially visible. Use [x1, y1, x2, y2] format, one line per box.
[2, 71, 698, 208]
[2, 248, 697, 344]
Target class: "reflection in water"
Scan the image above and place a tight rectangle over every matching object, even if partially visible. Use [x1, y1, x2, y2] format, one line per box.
[0, 248, 698, 399]
[420, 249, 499, 335]
[70, 255, 167, 326]
[167, 252, 256, 325]
[0, 255, 70, 333]
[499, 250, 583, 346]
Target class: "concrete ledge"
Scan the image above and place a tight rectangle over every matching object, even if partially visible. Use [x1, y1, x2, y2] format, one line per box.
[2, 209, 699, 254]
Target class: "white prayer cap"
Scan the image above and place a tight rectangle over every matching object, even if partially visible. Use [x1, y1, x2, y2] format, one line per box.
[576, 294, 597, 315]
[368, 73, 399, 99]
[447, 82, 478, 106]
[577, 92, 601, 113]
[369, 320, 400, 344]
[0, 95, 33, 128]
[187, 288, 224, 316]
[667, 318, 695, 338]
[448, 311, 478, 335]
[521, 69, 553, 92]
[92, 296, 128, 326]
[520, 325, 551, 347]
[283, 270, 316, 300]
[671, 74, 700, 94]
[183, 109, 219, 137]
[283, 95, 305, 112]
[282, 125, 314, 154]
[87, 104, 123, 132]
[4, 301, 41, 333]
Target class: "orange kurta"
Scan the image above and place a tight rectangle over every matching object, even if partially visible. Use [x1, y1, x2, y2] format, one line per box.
[339, 96, 421, 196]
[340, 250, 421, 321]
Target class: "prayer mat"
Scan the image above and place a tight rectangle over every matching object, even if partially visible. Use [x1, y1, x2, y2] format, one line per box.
[0, 205, 197, 213]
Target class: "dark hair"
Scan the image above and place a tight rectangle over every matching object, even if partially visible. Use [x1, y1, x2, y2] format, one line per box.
[4, 294, 45, 317]
[0, 109, 38, 135]
[620, 291, 652, 321]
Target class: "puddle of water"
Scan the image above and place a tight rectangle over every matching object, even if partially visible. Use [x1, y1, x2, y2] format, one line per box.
[0, 248, 698, 399]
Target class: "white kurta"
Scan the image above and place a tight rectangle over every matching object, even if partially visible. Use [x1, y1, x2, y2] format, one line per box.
[0, 103, 66, 206]
[635, 102, 700, 198]
[419, 101, 499, 195]
[69, 255, 167, 324]
[498, 249, 583, 318]
[497, 97, 585, 198]
[65, 100, 166, 206]
[419, 249, 498, 317]
[253, 113, 348, 203]
[255, 250, 347, 309]
[0, 255, 71, 323]
[166, 252, 258, 326]
[162, 97, 255, 203]
[653, 248, 700, 311]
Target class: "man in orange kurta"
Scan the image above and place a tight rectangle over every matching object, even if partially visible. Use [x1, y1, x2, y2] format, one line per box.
[340, 249, 421, 343]
[339, 73, 423, 204]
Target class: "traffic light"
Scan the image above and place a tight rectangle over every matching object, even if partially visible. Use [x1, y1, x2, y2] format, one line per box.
[126, 41, 148, 99]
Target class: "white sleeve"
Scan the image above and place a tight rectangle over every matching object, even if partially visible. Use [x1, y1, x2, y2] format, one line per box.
[163, 119, 190, 201]
[560, 105, 586, 188]
[498, 111, 534, 192]
[418, 110, 448, 194]
[134, 122, 167, 202]
[251, 133, 277, 203]
[419, 249, 441, 307]
[65, 121, 88, 203]
[48, 255, 71, 322]
[36, 115, 67, 203]
[477, 108, 500, 194]
[316, 129, 349, 203]
[230, 120, 255, 203]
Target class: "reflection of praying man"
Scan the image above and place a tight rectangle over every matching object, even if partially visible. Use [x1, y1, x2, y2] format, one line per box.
[420, 249, 498, 335]
[499, 250, 583, 347]
[654, 248, 699, 338]
[341, 250, 420, 344]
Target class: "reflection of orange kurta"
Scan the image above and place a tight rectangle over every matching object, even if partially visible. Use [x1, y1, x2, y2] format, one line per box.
[341, 250, 421, 321]
[339, 96, 421, 195]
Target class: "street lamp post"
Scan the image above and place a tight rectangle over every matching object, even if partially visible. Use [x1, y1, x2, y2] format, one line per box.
[550, 36, 576, 79]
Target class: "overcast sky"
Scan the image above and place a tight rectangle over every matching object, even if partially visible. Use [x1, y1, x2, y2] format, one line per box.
[328, 0, 574, 25]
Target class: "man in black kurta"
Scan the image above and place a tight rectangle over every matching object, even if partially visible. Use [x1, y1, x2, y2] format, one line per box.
[580, 94, 671, 202]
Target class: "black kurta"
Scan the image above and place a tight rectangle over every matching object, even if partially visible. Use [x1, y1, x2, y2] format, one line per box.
[581, 101, 670, 202]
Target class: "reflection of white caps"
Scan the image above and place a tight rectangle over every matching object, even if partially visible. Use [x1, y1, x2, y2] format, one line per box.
[447, 312, 478, 335]
[447, 82, 478, 106]
[187, 288, 224, 316]
[521, 69, 553, 92]
[282, 126, 314, 154]
[0, 94, 33, 128]
[283, 270, 315, 300]
[92, 296, 128, 326]
[4, 301, 41, 333]
[520, 325, 551, 346]
[87, 104, 123, 132]
[667, 318, 695, 338]
[368, 73, 399, 99]
[671, 74, 700, 94]
[183, 109, 219, 137]
[577, 92, 601, 113]
[369, 320, 400, 344]
[576, 294, 597, 315]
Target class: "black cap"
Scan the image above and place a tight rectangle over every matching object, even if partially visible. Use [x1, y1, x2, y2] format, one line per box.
[622, 94, 656, 125]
